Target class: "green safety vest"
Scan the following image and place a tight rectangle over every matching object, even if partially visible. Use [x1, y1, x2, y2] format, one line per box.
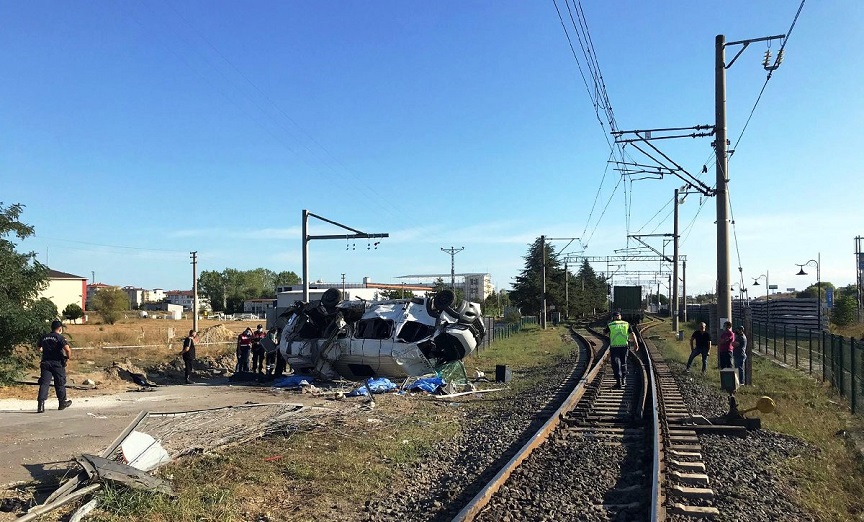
[608, 320, 630, 347]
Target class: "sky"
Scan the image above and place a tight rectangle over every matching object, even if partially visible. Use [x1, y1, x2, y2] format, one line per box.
[1, 1, 861, 298]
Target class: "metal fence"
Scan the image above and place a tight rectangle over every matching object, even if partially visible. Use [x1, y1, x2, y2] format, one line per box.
[751, 321, 862, 413]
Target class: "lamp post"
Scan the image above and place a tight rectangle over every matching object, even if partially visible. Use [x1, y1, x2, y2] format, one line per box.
[752, 272, 769, 324]
[796, 253, 822, 331]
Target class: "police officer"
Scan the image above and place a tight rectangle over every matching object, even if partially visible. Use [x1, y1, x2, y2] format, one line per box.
[37, 320, 72, 413]
[605, 312, 638, 389]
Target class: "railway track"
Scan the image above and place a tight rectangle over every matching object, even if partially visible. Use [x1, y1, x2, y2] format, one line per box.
[451, 317, 721, 521]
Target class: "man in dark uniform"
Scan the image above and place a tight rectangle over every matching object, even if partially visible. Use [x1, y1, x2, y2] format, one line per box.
[182, 329, 197, 384]
[251, 325, 266, 374]
[37, 320, 72, 413]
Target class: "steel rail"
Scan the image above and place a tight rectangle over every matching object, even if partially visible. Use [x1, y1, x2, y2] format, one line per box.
[451, 327, 604, 522]
[637, 318, 665, 521]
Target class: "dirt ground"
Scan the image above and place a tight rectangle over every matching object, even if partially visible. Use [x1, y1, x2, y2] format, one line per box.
[0, 379, 341, 488]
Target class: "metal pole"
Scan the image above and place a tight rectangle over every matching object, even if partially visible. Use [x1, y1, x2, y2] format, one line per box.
[682, 259, 687, 323]
[817, 252, 822, 331]
[302, 209, 310, 302]
[672, 188, 680, 332]
[541, 235, 547, 329]
[715, 34, 732, 329]
[341, 273, 346, 295]
[564, 261, 569, 319]
[191, 251, 198, 332]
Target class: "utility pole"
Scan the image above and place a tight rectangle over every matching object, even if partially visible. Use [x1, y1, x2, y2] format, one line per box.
[564, 260, 569, 320]
[302, 209, 389, 302]
[441, 246, 465, 291]
[716, 31, 785, 331]
[673, 188, 680, 333]
[341, 273, 346, 295]
[190, 251, 198, 332]
[682, 260, 687, 323]
[541, 235, 547, 329]
[715, 34, 732, 329]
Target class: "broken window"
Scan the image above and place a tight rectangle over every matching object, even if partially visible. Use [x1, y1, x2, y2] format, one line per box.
[354, 318, 394, 339]
[396, 321, 435, 343]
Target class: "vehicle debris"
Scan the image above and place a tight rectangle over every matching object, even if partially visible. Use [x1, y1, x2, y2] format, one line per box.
[276, 289, 486, 381]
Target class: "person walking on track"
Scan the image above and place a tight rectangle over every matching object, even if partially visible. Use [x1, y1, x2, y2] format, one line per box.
[605, 312, 638, 389]
[36, 320, 72, 413]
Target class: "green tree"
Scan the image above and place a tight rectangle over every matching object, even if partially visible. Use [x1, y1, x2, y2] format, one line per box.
[570, 259, 608, 317]
[91, 287, 129, 325]
[831, 294, 856, 327]
[62, 303, 84, 321]
[0, 203, 58, 383]
[198, 268, 302, 313]
[797, 282, 834, 299]
[509, 237, 565, 317]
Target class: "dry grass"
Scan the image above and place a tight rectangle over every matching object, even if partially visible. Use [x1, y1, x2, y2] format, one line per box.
[654, 318, 864, 522]
[83, 325, 574, 522]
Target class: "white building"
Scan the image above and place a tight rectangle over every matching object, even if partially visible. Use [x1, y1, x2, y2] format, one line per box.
[397, 273, 494, 302]
[39, 269, 88, 319]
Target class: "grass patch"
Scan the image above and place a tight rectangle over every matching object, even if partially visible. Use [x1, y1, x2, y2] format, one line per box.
[86, 325, 573, 521]
[652, 318, 864, 522]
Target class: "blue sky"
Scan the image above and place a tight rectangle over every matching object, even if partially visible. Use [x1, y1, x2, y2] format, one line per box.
[2, 1, 861, 297]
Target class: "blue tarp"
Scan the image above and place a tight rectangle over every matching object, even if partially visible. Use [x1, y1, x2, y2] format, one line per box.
[271, 375, 316, 388]
[347, 377, 398, 397]
[405, 376, 446, 394]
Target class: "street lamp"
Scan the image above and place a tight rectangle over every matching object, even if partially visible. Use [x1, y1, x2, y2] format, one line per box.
[795, 253, 821, 331]
[753, 272, 769, 324]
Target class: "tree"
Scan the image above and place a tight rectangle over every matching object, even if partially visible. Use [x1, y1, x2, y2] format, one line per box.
[570, 259, 608, 317]
[91, 287, 129, 325]
[831, 294, 856, 327]
[198, 268, 302, 314]
[797, 282, 835, 299]
[0, 203, 58, 383]
[62, 303, 84, 322]
[509, 237, 566, 317]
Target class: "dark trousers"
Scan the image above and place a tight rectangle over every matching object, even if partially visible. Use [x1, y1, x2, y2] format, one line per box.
[38, 361, 67, 402]
[251, 346, 264, 373]
[238, 347, 251, 372]
[734, 354, 746, 384]
[274, 353, 287, 377]
[265, 352, 277, 375]
[719, 351, 733, 369]
[610, 346, 628, 384]
[183, 355, 194, 381]
[686, 348, 710, 372]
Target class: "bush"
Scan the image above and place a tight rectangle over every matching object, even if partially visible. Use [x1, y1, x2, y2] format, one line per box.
[63, 303, 84, 321]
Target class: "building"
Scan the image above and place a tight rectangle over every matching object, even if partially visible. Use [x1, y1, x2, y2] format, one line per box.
[85, 282, 112, 310]
[122, 286, 147, 309]
[165, 290, 210, 311]
[39, 269, 87, 319]
[396, 273, 494, 302]
[244, 298, 276, 316]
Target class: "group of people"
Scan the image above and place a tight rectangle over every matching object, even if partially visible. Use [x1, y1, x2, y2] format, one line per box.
[235, 325, 283, 375]
[686, 320, 747, 384]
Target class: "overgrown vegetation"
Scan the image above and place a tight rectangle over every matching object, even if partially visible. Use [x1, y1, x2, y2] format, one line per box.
[653, 318, 864, 521]
[198, 268, 301, 313]
[0, 202, 57, 384]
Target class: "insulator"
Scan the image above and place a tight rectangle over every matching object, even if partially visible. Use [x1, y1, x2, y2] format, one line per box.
[762, 49, 771, 68]
[776, 49, 784, 65]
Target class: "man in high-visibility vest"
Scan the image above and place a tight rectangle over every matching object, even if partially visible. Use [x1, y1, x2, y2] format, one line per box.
[606, 311, 638, 389]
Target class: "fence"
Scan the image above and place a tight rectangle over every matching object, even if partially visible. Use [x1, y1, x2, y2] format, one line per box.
[478, 315, 540, 353]
[751, 321, 862, 413]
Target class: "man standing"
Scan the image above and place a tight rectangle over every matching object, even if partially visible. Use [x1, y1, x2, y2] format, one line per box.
[182, 329, 197, 384]
[236, 327, 253, 373]
[251, 325, 266, 374]
[605, 312, 638, 389]
[733, 326, 747, 384]
[37, 320, 72, 413]
[685, 322, 712, 374]
[718, 321, 736, 370]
